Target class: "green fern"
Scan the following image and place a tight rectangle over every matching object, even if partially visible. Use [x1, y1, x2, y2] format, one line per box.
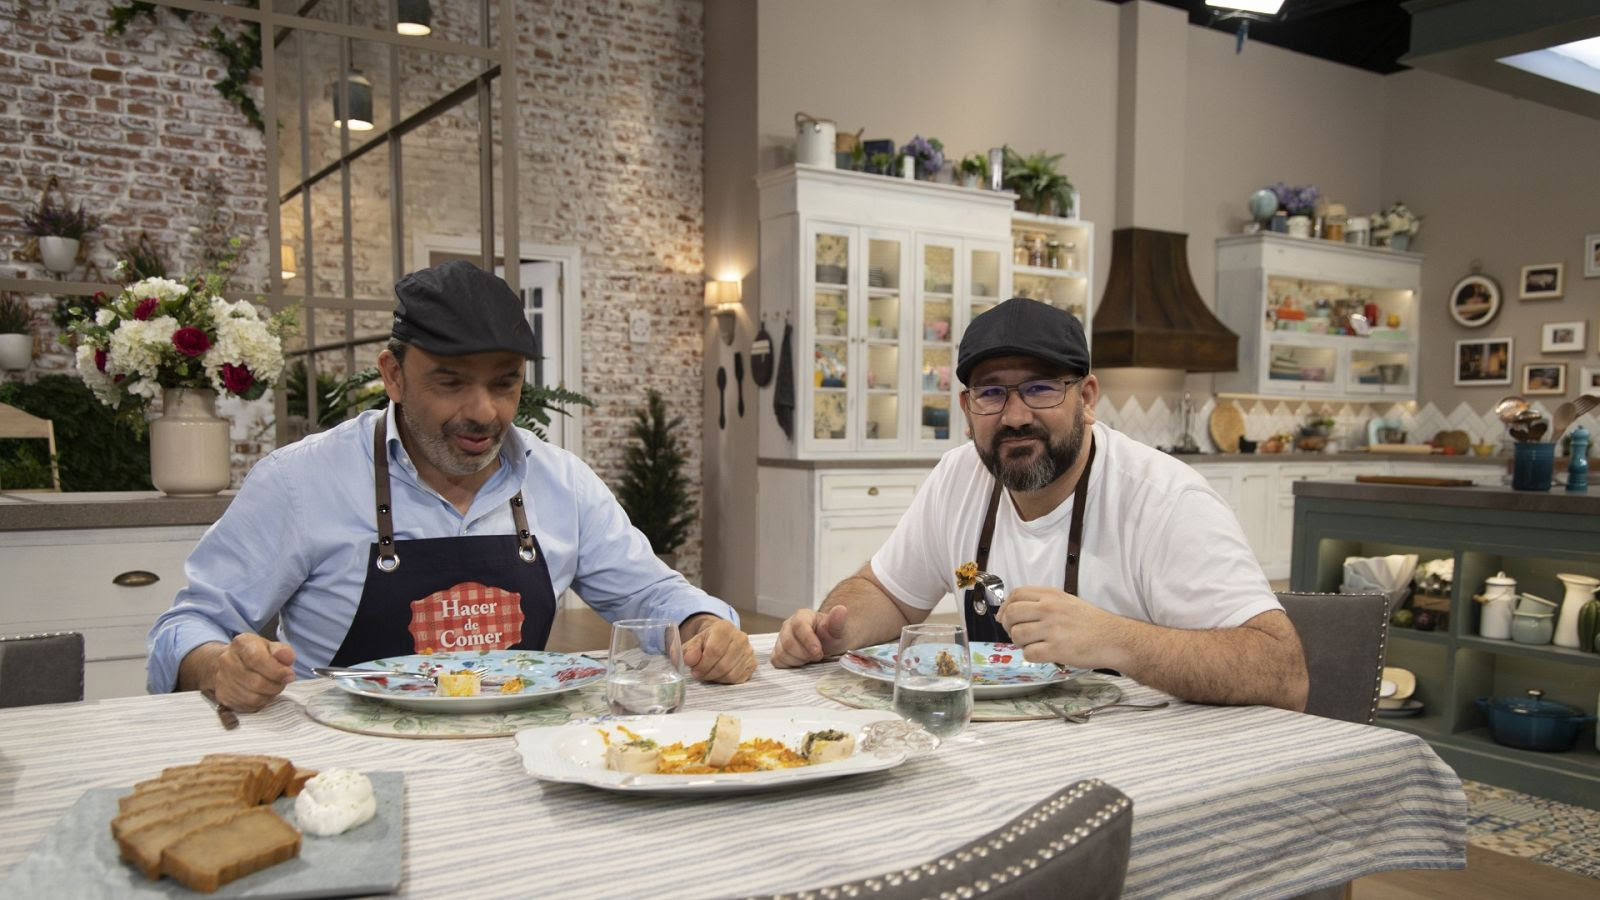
[614, 390, 695, 556]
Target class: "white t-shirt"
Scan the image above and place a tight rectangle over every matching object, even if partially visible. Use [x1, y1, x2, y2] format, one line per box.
[871, 422, 1281, 630]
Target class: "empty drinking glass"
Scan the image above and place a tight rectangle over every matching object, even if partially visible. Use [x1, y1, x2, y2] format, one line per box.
[606, 618, 686, 715]
[891, 623, 974, 738]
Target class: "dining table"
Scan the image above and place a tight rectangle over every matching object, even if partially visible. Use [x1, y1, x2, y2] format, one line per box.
[0, 633, 1466, 899]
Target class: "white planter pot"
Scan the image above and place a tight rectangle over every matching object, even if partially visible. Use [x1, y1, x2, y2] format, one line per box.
[37, 236, 80, 273]
[0, 333, 32, 371]
[148, 388, 232, 497]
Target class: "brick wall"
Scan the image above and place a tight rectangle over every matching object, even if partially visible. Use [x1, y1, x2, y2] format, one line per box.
[1, 0, 709, 580]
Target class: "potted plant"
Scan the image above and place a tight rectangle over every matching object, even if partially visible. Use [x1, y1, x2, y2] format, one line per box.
[956, 153, 989, 189]
[1371, 201, 1421, 251]
[0, 293, 36, 371]
[615, 389, 695, 566]
[866, 151, 895, 177]
[22, 194, 100, 274]
[1001, 146, 1075, 217]
[898, 134, 945, 181]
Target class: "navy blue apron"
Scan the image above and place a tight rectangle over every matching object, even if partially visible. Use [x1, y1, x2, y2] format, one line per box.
[964, 439, 1096, 644]
[328, 415, 558, 666]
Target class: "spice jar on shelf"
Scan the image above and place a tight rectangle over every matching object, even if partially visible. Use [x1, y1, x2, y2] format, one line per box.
[1026, 233, 1047, 268]
[1323, 204, 1347, 242]
[1046, 241, 1063, 269]
[1061, 241, 1078, 271]
[1012, 236, 1029, 265]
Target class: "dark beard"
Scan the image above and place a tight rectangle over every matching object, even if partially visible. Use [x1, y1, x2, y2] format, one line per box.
[976, 413, 1086, 493]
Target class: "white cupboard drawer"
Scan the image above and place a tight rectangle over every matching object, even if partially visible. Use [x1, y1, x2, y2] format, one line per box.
[0, 526, 205, 665]
[818, 471, 926, 511]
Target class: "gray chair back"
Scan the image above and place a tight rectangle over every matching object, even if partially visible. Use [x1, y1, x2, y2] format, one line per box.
[746, 778, 1132, 900]
[1276, 591, 1390, 724]
[0, 631, 85, 707]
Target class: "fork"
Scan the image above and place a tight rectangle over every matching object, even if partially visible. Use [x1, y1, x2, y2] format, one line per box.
[967, 570, 1007, 614]
[1044, 698, 1170, 724]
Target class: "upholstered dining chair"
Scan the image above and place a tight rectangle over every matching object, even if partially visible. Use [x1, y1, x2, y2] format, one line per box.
[0, 631, 85, 707]
[743, 778, 1133, 900]
[1276, 591, 1391, 724]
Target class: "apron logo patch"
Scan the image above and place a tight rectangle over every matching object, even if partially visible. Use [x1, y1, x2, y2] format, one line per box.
[407, 581, 525, 653]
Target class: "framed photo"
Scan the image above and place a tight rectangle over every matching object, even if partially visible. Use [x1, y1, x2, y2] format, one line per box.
[1541, 320, 1586, 352]
[1448, 273, 1500, 327]
[1581, 366, 1600, 391]
[1586, 233, 1600, 278]
[1522, 362, 1566, 395]
[1455, 337, 1513, 386]
[1519, 263, 1564, 299]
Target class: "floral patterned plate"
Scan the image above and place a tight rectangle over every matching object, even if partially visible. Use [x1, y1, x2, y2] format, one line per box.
[514, 707, 933, 795]
[839, 641, 1081, 699]
[329, 649, 607, 713]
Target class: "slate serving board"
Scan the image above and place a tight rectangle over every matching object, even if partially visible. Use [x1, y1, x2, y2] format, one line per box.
[2, 772, 404, 899]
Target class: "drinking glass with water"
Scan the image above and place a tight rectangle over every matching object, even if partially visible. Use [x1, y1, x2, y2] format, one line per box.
[606, 618, 687, 715]
[891, 623, 974, 739]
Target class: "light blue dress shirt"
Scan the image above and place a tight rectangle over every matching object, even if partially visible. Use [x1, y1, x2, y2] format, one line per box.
[146, 405, 737, 693]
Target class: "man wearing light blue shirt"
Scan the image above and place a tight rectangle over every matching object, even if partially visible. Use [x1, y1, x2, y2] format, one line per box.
[149, 261, 754, 710]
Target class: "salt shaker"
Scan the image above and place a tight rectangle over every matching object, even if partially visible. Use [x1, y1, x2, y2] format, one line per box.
[1567, 426, 1588, 492]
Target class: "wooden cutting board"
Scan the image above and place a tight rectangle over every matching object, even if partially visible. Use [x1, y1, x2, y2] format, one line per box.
[1208, 403, 1245, 453]
[1367, 443, 1438, 454]
[1355, 475, 1473, 487]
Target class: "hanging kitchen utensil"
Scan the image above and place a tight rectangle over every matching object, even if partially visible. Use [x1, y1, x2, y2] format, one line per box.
[1553, 393, 1599, 443]
[715, 366, 727, 431]
[773, 322, 795, 440]
[749, 322, 774, 387]
[1492, 395, 1529, 423]
[733, 352, 745, 417]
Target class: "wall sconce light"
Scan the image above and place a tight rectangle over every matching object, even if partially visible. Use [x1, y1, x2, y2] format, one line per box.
[396, 0, 432, 36]
[280, 243, 297, 281]
[331, 69, 374, 131]
[705, 279, 741, 345]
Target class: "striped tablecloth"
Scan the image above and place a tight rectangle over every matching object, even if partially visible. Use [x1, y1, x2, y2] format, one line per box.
[0, 633, 1465, 899]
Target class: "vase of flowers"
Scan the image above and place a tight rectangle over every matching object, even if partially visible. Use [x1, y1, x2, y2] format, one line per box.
[1371, 201, 1421, 250]
[898, 134, 945, 181]
[1269, 183, 1320, 239]
[22, 194, 100, 274]
[64, 268, 294, 496]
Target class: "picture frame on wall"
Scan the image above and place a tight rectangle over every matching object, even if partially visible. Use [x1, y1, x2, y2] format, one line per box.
[1541, 320, 1587, 353]
[1586, 233, 1600, 278]
[1455, 337, 1513, 386]
[1522, 362, 1566, 395]
[1448, 273, 1500, 327]
[1581, 366, 1600, 391]
[1519, 263, 1564, 299]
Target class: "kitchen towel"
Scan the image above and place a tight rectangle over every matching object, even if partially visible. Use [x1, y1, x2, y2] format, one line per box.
[774, 322, 795, 440]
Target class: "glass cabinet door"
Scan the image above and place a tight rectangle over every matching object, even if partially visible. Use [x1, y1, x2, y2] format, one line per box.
[861, 233, 906, 446]
[968, 244, 1003, 322]
[1348, 346, 1414, 395]
[916, 239, 957, 448]
[810, 227, 852, 446]
[1264, 338, 1338, 394]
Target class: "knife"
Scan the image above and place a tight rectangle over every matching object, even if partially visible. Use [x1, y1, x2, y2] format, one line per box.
[200, 689, 240, 730]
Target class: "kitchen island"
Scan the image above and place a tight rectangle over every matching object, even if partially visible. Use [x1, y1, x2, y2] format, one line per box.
[1289, 479, 1600, 809]
[0, 491, 233, 699]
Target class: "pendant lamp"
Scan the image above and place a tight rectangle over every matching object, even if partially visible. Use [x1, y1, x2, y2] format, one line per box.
[330, 69, 374, 132]
[396, 0, 432, 37]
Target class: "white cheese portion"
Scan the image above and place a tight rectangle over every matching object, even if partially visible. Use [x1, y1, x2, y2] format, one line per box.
[294, 768, 377, 836]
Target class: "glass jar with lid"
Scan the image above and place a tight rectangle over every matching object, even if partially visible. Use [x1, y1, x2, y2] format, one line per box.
[1060, 241, 1078, 271]
[1027, 233, 1047, 267]
[1046, 241, 1063, 268]
[1012, 235, 1029, 265]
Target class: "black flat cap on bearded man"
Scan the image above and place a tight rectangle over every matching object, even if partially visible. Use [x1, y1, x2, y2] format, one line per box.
[391, 260, 540, 358]
[955, 296, 1090, 384]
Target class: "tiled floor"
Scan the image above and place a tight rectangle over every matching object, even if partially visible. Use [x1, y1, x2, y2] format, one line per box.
[1463, 780, 1600, 880]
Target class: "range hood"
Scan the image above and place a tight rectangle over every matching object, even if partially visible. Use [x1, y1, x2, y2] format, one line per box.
[1091, 227, 1238, 373]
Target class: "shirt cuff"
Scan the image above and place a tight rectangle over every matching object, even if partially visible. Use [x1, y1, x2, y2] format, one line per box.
[146, 619, 234, 694]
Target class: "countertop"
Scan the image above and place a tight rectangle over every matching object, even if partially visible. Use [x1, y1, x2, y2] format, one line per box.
[759, 450, 1516, 469]
[1292, 479, 1600, 514]
[0, 491, 234, 532]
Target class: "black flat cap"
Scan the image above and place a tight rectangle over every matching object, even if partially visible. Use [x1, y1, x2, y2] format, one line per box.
[391, 260, 540, 358]
[956, 297, 1090, 384]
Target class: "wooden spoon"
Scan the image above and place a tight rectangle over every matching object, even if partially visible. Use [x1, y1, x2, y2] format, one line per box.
[1555, 393, 1600, 443]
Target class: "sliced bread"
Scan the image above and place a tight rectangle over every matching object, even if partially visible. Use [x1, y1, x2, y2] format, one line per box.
[160, 806, 302, 893]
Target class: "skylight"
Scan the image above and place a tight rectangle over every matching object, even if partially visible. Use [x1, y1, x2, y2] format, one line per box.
[1499, 36, 1600, 95]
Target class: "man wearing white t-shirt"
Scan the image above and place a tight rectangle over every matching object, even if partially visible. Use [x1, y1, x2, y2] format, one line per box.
[772, 298, 1308, 710]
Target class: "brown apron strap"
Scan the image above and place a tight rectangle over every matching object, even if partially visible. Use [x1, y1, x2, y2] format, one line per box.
[373, 415, 400, 572]
[969, 435, 1097, 614]
[374, 411, 538, 571]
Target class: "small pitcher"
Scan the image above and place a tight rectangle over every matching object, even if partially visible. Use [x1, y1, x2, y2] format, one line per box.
[1475, 571, 1517, 640]
[1553, 573, 1600, 649]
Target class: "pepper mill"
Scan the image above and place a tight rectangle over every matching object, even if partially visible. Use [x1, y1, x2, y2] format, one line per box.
[1567, 425, 1589, 493]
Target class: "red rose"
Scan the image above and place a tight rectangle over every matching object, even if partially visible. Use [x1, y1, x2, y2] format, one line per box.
[133, 297, 159, 320]
[171, 327, 210, 357]
[94, 348, 108, 372]
[221, 363, 254, 395]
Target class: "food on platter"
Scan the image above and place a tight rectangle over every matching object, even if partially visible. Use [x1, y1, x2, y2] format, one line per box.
[500, 675, 527, 694]
[106, 754, 343, 892]
[934, 649, 961, 677]
[801, 729, 856, 764]
[293, 769, 377, 837]
[604, 738, 662, 773]
[595, 714, 859, 775]
[703, 713, 742, 767]
[955, 561, 979, 589]
[437, 670, 482, 697]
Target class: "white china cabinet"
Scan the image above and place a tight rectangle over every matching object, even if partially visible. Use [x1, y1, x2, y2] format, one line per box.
[1214, 234, 1421, 401]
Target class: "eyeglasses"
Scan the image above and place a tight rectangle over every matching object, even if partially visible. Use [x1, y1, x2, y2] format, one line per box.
[963, 377, 1082, 415]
